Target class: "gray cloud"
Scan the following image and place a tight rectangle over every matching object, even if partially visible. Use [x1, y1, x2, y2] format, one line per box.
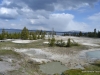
[21, 0, 56, 11]
[55, 0, 99, 9]
[27, 13, 89, 31]
[0, 0, 98, 19]
[0, 7, 18, 19]
[0, 15, 16, 19]
[18, 7, 51, 19]
[1, 0, 99, 11]
[0, 0, 24, 9]
[0, 0, 99, 31]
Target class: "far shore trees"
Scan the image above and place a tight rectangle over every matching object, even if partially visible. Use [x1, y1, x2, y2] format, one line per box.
[0, 27, 46, 40]
[63, 29, 99, 38]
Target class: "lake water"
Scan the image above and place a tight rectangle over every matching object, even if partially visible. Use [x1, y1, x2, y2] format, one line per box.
[39, 62, 68, 75]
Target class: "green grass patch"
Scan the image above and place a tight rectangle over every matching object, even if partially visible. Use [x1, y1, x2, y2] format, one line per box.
[61, 69, 100, 75]
[61, 63, 100, 75]
[0, 50, 21, 59]
[0, 50, 19, 55]
[0, 40, 48, 49]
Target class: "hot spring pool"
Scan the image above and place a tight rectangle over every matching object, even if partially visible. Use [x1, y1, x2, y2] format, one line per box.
[86, 50, 100, 61]
[39, 62, 68, 75]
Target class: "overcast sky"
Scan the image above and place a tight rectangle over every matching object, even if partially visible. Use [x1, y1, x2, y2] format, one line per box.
[0, 0, 100, 31]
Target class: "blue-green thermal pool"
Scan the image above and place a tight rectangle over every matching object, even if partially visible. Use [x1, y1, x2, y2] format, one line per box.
[39, 62, 68, 75]
[86, 50, 100, 59]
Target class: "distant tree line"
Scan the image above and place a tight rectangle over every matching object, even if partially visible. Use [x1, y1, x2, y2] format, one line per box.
[63, 29, 100, 38]
[0, 27, 46, 40]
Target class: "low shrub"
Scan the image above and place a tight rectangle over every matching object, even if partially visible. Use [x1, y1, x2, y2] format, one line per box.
[0, 58, 3, 61]
[66, 38, 71, 47]
[56, 39, 66, 47]
[48, 37, 56, 47]
[49, 38, 80, 47]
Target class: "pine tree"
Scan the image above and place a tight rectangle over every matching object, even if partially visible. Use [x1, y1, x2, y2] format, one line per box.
[41, 32, 46, 39]
[66, 38, 71, 47]
[32, 33, 37, 40]
[37, 35, 40, 39]
[21, 27, 29, 40]
[94, 28, 97, 37]
[1, 29, 6, 40]
[0, 34, 2, 40]
[49, 37, 55, 46]
[79, 31, 82, 37]
[98, 31, 100, 38]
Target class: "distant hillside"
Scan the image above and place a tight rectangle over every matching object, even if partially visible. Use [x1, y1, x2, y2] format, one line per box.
[0, 29, 21, 33]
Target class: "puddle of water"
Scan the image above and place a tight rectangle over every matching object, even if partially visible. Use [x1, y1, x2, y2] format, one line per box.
[39, 62, 68, 75]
